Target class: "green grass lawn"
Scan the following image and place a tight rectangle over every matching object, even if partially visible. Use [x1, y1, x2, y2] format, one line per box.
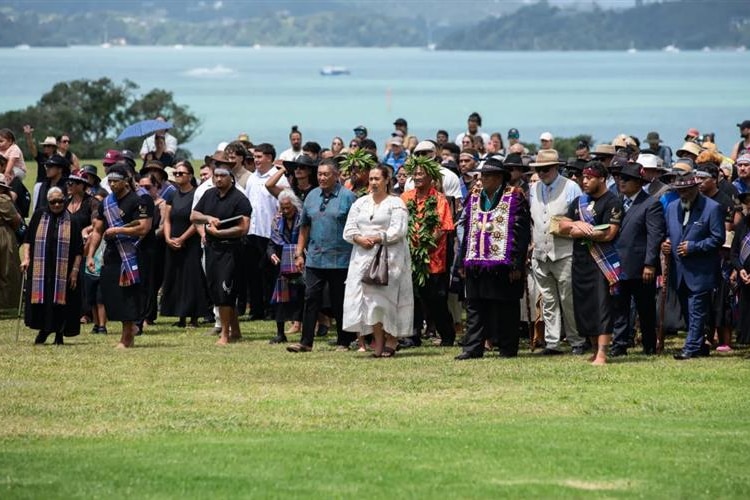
[1, 314, 749, 499]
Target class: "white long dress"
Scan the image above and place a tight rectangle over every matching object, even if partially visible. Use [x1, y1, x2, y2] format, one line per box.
[342, 194, 414, 337]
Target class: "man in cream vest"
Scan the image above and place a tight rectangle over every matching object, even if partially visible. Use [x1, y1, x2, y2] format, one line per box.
[529, 149, 587, 355]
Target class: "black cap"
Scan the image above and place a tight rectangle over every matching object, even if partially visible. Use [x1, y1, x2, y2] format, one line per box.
[737, 120, 750, 129]
[393, 118, 407, 126]
[576, 140, 590, 150]
[45, 154, 70, 169]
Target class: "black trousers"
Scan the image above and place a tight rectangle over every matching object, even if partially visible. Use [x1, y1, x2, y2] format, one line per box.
[414, 273, 455, 345]
[246, 235, 274, 318]
[462, 298, 520, 357]
[300, 267, 354, 348]
[613, 278, 657, 353]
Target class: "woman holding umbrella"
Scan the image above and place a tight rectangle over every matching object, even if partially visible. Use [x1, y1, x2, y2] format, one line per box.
[20, 187, 84, 345]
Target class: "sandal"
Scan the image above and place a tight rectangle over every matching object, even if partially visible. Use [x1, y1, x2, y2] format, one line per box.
[381, 347, 396, 358]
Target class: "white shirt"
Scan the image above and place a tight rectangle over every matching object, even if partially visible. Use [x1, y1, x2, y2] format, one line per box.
[278, 148, 301, 162]
[403, 166, 464, 200]
[139, 133, 178, 157]
[455, 130, 491, 148]
[244, 166, 289, 238]
[192, 177, 244, 210]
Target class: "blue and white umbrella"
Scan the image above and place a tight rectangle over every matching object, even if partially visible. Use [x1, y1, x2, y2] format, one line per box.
[116, 119, 173, 142]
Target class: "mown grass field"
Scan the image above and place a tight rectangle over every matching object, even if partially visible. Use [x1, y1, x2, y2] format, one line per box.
[1, 312, 749, 499]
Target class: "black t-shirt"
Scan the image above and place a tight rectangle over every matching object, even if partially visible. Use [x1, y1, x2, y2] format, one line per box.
[709, 189, 736, 224]
[567, 190, 622, 260]
[193, 187, 252, 242]
[34, 152, 49, 184]
[97, 189, 155, 265]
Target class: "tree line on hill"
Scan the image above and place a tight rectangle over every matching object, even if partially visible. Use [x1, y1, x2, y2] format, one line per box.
[0, 1, 748, 49]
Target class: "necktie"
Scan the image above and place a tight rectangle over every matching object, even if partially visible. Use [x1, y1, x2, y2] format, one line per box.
[623, 197, 632, 213]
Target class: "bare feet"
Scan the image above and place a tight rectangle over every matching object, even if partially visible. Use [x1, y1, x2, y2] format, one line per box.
[216, 337, 230, 346]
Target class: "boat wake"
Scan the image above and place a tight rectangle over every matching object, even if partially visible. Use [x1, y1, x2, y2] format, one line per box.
[184, 65, 237, 78]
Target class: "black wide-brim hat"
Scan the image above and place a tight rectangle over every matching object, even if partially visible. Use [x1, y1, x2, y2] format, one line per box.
[282, 154, 319, 172]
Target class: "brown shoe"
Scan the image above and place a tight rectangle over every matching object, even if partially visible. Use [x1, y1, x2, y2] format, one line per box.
[286, 343, 312, 353]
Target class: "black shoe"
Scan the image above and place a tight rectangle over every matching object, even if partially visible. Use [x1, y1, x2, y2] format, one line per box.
[269, 335, 287, 344]
[455, 351, 483, 360]
[674, 352, 701, 360]
[541, 348, 563, 356]
[609, 347, 628, 357]
[171, 321, 187, 328]
[53, 334, 64, 345]
[91, 325, 101, 334]
[398, 337, 421, 349]
[34, 331, 49, 345]
[571, 345, 589, 355]
[438, 341, 455, 347]
[456, 336, 467, 347]
[642, 347, 656, 355]
[99, 326, 107, 335]
[498, 351, 518, 358]
[316, 324, 329, 337]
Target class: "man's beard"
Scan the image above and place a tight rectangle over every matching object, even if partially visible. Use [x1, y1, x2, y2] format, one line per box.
[680, 199, 692, 212]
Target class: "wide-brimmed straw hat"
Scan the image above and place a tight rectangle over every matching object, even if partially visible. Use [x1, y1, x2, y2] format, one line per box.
[39, 136, 57, 147]
[204, 152, 234, 166]
[676, 141, 702, 158]
[591, 144, 616, 157]
[529, 149, 563, 168]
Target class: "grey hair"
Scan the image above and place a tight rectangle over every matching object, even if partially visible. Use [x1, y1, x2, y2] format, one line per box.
[47, 187, 64, 200]
[278, 188, 303, 213]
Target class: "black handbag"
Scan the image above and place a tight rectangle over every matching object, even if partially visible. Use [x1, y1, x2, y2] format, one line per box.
[361, 244, 389, 286]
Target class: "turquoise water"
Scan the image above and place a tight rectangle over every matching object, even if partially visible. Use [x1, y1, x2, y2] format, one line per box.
[3, 46, 749, 156]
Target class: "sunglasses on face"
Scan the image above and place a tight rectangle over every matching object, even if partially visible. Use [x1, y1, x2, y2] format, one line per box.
[49, 199, 65, 206]
[535, 166, 552, 174]
[174, 171, 190, 177]
[60, 139, 70, 144]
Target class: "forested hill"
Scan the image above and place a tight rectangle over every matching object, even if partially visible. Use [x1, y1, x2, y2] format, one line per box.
[1, 0, 748, 50]
[439, 0, 750, 51]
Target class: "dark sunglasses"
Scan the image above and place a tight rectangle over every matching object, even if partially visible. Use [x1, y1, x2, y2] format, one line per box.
[535, 166, 553, 174]
[60, 139, 70, 144]
[173, 171, 190, 177]
[49, 199, 65, 205]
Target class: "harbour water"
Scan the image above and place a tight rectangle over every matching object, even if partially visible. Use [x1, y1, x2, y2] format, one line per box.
[2, 46, 749, 156]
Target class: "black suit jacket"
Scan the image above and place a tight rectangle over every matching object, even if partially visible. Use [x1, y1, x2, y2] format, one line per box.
[615, 190, 666, 281]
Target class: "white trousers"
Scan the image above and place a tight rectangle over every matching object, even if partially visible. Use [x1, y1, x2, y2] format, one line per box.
[532, 256, 583, 349]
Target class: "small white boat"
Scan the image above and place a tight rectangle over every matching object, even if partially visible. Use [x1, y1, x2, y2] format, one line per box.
[15, 44, 30, 50]
[662, 44, 680, 53]
[320, 65, 350, 76]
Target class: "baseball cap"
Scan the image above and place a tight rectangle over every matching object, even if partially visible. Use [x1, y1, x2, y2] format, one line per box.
[737, 120, 750, 129]
[102, 149, 122, 166]
[507, 128, 520, 139]
[539, 132, 553, 142]
[393, 118, 407, 126]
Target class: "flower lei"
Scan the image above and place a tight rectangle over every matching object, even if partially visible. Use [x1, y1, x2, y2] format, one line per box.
[406, 192, 440, 289]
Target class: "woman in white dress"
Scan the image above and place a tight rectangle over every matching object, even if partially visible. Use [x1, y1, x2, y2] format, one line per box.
[343, 164, 413, 357]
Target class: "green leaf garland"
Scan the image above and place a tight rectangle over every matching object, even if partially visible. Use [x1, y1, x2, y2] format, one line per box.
[407, 194, 440, 289]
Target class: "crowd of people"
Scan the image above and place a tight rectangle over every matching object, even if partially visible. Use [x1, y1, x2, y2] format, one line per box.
[1, 113, 750, 363]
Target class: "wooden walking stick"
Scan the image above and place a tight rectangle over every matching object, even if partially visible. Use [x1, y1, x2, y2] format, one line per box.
[15, 273, 26, 343]
[657, 253, 669, 354]
[525, 272, 534, 352]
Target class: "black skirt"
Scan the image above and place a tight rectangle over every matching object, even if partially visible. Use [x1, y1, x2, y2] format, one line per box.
[572, 255, 615, 337]
[205, 241, 244, 307]
[160, 236, 210, 318]
[737, 285, 750, 345]
[99, 263, 146, 322]
[25, 285, 82, 336]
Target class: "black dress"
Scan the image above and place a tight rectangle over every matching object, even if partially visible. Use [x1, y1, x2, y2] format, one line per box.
[160, 188, 210, 319]
[97, 190, 155, 322]
[24, 210, 83, 336]
[567, 191, 623, 337]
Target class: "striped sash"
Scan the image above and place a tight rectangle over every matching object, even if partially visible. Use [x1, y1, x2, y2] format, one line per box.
[579, 195, 621, 295]
[30, 212, 71, 305]
[102, 193, 141, 287]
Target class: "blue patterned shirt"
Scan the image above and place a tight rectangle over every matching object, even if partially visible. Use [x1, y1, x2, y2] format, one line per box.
[300, 184, 356, 269]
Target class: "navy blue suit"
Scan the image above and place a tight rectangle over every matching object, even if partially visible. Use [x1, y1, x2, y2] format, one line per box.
[665, 194, 725, 355]
[613, 190, 665, 353]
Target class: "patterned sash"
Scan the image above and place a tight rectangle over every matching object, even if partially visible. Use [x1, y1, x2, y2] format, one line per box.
[160, 183, 177, 201]
[464, 188, 518, 269]
[740, 231, 750, 268]
[270, 211, 301, 303]
[102, 192, 140, 287]
[578, 195, 621, 295]
[30, 212, 71, 305]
